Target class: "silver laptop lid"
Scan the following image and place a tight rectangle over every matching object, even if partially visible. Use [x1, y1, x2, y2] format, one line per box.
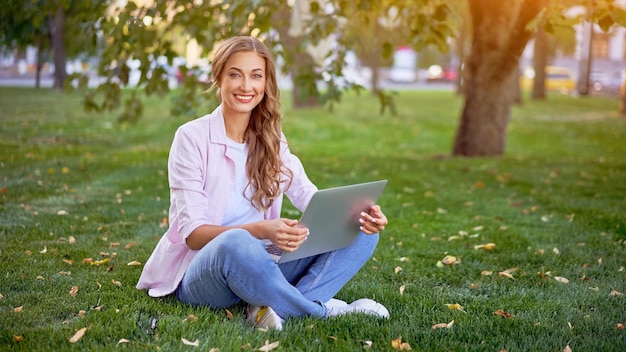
[277, 180, 388, 263]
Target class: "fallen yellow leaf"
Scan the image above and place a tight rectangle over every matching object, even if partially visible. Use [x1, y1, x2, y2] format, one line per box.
[117, 338, 130, 346]
[14, 306, 23, 313]
[441, 255, 461, 265]
[69, 327, 87, 343]
[258, 340, 280, 351]
[391, 335, 412, 350]
[111, 279, 122, 286]
[474, 243, 496, 251]
[445, 304, 466, 313]
[395, 266, 403, 274]
[554, 276, 569, 284]
[90, 258, 109, 266]
[609, 290, 624, 296]
[399, 284, 406, 295]
[181, 338, 199, 346]
[12, 335, 23, 342]
[498, 271, 514, 279]
[127, 261, 142, 266]
[69, 286, 78, 297]
[431, 320, 454, 330]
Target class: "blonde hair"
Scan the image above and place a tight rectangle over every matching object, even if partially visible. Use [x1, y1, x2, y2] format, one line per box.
[209, 36, 293, 211]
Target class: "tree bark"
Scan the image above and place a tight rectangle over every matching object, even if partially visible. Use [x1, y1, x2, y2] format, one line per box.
[35, 31, 43, 89]
[452, 0, 546, 156]
[532, 15, 548, 99]
[272, 3, 319, 108]
[49, 4, 67, 91]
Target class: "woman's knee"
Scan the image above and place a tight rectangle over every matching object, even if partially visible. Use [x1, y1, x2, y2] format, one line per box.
[202, 229, 265, 263]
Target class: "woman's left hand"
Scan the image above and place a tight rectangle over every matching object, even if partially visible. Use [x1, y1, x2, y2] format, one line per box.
[359, 205, 388, 235]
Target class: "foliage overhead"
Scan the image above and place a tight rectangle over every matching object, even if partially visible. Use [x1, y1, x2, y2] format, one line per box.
[75, 0, 455, 122]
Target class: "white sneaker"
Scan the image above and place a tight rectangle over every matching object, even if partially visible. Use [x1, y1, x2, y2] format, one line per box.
[245, 305, 284, 331]
[326, 298, 390, 319]
[325, 298, 349, 309]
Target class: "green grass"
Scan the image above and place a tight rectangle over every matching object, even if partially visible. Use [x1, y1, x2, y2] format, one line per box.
[1, 87, 625, 351]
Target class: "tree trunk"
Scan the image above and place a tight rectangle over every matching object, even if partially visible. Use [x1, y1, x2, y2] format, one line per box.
[370, 65, 379, 94]
[35, 31, 44, 89]
[272, 3, 319, 108]
[512, 66, 522, 105]
[49, 4, 67, 91]
[452, 0, 546, 156]
[532, 16, 548, 99]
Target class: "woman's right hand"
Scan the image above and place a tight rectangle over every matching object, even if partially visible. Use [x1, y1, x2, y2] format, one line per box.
[259, 218, 309, 252]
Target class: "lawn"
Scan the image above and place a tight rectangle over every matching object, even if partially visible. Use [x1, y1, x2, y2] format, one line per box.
[1, 87, 625, 351]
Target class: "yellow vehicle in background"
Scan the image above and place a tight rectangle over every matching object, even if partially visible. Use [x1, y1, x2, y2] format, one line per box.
[520, 66, 576, 94]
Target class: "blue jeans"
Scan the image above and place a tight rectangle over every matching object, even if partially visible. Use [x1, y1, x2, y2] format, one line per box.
[174, 228, 379, 319]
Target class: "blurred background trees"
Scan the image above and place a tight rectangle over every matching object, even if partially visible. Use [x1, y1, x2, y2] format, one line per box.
[2, 0, 625, 156]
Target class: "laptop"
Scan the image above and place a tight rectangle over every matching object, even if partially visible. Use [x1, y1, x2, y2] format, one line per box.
[267, 180, 388, 263]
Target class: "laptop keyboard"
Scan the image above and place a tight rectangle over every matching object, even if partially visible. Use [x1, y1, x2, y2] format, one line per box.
[265, 244, 283, 256]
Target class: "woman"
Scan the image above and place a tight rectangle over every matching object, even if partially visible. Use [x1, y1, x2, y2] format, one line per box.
[137, 36, 389, 330]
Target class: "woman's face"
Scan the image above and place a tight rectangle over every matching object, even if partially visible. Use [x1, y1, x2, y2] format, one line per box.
[219, 51, 266, 119]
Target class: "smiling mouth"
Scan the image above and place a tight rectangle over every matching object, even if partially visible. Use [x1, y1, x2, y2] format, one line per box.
[235, 95, 254, 102]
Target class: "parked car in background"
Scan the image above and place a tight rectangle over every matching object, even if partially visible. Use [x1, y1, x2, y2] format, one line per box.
[388, 46, 417, 83]
[426, 64, 458, 82]
[520, 66, 576, 94]
[589, 70, 623, 95]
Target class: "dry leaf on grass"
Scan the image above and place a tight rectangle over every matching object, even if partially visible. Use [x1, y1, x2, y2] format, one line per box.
[69, 327, 87, 343]
[13, 335, 24, 342]
[609, 290, 624, 296]
[432, 320, 454, 329]
[111, 279, 122, 286]
[445, 304, 466, 313]
[493, 310, 514, 318]
[391, 335, 412, 350]
[181, 338, 199, 346]
[14, 306, 23, 313]
[126, 261, 142, 266]
[225, 309, 234, 319]
[438, 255, 461, 266]
[554, 276, 569, 284]
[399, 285, 406, 295]
[182, 314, 198, 323]
[117, 338, 130, 346]
[69, 286, 78, 296]
[258, 340, 279, 351]
[90, 258, 109, 266]
[474, 243, 496, 251]
[395, 266, 403, 274]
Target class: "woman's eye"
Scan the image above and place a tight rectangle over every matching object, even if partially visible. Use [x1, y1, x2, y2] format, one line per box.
[229, 72, 240, 78]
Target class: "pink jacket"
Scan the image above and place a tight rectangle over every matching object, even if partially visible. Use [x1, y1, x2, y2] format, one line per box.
[136, 106, 317, 297]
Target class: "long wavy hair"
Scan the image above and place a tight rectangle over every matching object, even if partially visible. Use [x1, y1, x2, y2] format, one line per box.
[209, 36, 293, 211]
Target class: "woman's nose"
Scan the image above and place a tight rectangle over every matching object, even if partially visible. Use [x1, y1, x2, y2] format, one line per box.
[240, 77, 251, 91]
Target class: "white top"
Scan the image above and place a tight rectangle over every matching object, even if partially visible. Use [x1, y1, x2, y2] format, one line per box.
[222, 139, 263, 226]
